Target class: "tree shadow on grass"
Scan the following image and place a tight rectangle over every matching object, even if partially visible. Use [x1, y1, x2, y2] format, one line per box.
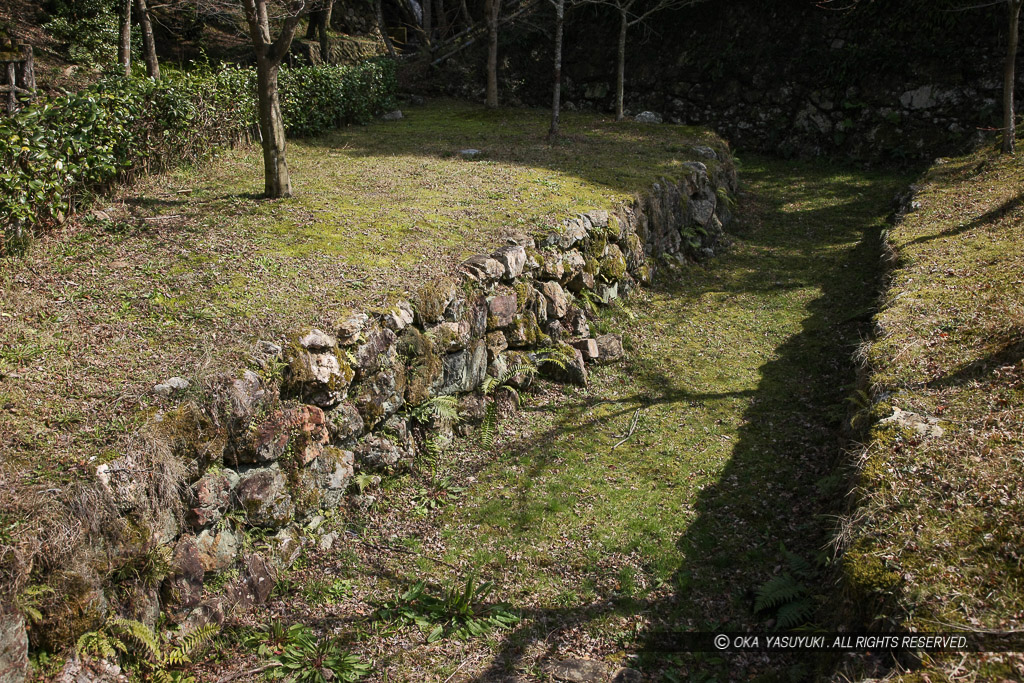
[455, 159, 914, 681]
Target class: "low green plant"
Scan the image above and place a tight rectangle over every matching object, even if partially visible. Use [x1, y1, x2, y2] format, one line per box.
[302, 578, 353, 605]
[76, 617, 218, 683]
[480, 362, 537, 449]
[410, 477, 465, 516]
[754, 543, 818, 630]
[246, 621, 370, 683]
[14, 583, 54, 624]
[376, 576, 519, 642]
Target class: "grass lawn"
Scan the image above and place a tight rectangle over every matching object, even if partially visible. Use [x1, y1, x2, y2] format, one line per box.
[194, 157, 911, 682]
[0, 99, 724, 485]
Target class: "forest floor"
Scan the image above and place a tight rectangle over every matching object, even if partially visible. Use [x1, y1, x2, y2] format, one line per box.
[189, 156, 911, 682]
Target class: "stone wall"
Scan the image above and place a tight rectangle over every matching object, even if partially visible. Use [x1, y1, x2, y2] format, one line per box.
[427, 0, 1020, 163]
[1, 145, 737, 680]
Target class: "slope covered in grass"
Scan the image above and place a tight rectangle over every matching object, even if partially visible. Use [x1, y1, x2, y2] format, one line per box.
[194, 157, 910, 682]
[844, 147, 1024, 680]
[0, 99, 724, 486]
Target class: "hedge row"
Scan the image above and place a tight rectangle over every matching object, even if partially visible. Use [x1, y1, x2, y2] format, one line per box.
[0, 58, 396, 254]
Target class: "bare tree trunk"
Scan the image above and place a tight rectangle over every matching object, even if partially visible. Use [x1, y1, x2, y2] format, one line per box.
[376, 0, 398, 58]
[320, 0, 334, 62]
[119, 0, 132, 77]
[460, 0, 473, 30]
[485, 0, 501, 108]
[306, 11, 320, 39]
[135, 0, 160, 79]
[240, 0, 303, 198]
[1003, 0, 1022, 153]
[616, 9, 626, 121]
[436, 0, 449, 41]
[424, 0, 433, 44]
[255, 57, 291, 198]
[549, 0, 564, 139]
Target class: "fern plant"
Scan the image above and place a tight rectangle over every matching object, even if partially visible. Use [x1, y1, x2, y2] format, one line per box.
[77, 618, 218, 683]
[14, 584, 53, 624]
[480, 362, 537, 449]
[754, 543, 818, 630]
[408, 395, 461, 474]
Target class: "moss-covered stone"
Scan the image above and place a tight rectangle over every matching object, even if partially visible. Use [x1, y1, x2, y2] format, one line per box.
[599, 244, 628, 282]
[398, 328, 443, 405]
[413, 281, 456, 325]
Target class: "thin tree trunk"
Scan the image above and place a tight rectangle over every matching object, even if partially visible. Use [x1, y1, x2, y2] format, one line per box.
[616, 10, 627, 121]
[119, 0, 132, 77]
[320, 0, 334, 62]
[376, 0, 398, 58]
[240, 0, 302, 198]
[549, 0, 564, 139]
[436, 0, 449, 41]
[460, 0, 473, 30]
[1003, 0, 1022, 153]
[255, 58, 291, 198]
[306, 11, 320, 39]
[424, 0, 433, 45]
[135, 0, 159, 79]
[485, 0, 501, 108]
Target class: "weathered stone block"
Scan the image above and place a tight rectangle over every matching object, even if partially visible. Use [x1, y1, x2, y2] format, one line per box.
[595, 334, 624, 363]
[234, 467, 295, 528]
[540, 280, 568, 319]
[492, 245, 527, 280]
[487, 294, 518, 329]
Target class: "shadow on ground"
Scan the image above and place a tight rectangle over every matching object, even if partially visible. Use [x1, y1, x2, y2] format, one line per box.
[439, 158, 915, 681]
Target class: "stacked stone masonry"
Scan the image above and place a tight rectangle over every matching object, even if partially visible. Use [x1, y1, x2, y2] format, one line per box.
[1, 148, 737, 681]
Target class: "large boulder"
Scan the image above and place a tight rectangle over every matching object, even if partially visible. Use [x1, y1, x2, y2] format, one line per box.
[458, 255, 505, 283]
[187, 468, 239, 528]
[492, 245, 526, 280]
[487, 294, 518, 330]
[245, 405, 330, 466]
[281, 329, 354, 408]
[194, 529, 240, 572]
[234, 467, 295, 528]
[160, 536, 205, 619]
[540, 280, 568, 319]
[0, 612, 28, 683]
[433, 340, 488, 395]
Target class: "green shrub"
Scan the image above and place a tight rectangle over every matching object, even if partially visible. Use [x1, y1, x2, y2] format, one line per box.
[0, 59, 396, 255]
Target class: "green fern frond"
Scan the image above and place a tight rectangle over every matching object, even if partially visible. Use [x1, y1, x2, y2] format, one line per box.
[480, 402, 498, 449]
[171, 624, 219, 661]
[754, 573, 807, 613]
[110, 617, 161, 661]
[775, 598, 816, 629]
[780, 543, 814, 579]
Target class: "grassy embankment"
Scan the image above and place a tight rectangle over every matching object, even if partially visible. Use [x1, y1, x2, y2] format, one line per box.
[0, 100, 723, 486]
[841, 147, 1024, 680]
[195, 158, 911, 682]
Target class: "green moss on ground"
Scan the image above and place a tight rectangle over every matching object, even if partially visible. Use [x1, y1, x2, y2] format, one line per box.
[0, 99, 724, 483]
[209, 158, 911, 682]
[844, 146, 1024, 679]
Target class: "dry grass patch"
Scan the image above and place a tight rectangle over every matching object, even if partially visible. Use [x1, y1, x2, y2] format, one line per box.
[842, 147, 1024, 680]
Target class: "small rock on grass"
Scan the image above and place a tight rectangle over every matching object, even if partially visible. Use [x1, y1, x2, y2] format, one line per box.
[382, 110, 403, 121]
[550, 658, 610, 682]
[459, 148, 482, 159]
[154, 376, 189, 396]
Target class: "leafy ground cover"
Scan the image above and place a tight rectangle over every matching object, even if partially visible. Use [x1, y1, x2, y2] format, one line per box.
[193, 157, 910, 682]
[842, 147, 1024, 680]
[0, 99, 722, 487]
